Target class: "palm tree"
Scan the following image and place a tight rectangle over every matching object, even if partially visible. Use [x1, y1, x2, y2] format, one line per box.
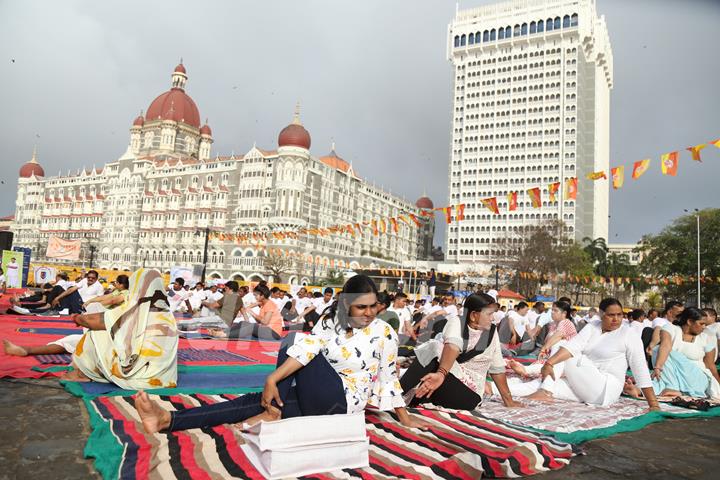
[582, 237, 609, 275]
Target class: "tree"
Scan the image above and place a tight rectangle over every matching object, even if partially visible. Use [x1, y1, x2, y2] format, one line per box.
[582, 237, 609, 275]
[638, 208, 720, 305]
[322, 269, 345, 287]
[262, 253, 296, 284]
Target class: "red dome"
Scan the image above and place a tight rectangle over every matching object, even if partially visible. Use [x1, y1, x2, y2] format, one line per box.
[415, 196, 434, 209]
[133, 114, 144, 126]
[200, 123, 212, 136]
[146, 89, 200, 128]
[174, 63, 186, 74]
[20, 162, 44, 178]
[278, 124, 311, 149]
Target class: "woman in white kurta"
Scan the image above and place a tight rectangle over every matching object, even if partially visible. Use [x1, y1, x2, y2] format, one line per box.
[649, 307, 720, 399]
[6, 259, 20, 288]
[401, 293, 521, 410]
[524, 298, 660, 410]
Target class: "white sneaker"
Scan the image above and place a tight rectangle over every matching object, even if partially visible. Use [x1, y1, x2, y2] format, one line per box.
[59, 309, 69, 315]
[12, 306, 31, 315]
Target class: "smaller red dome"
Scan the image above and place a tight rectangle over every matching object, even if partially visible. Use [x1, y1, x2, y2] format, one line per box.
[133, 114, 144, 126]
[200, 123, 212, 136]
[416, 196, 434, 209]
[278, 124, 311, 149]
[20, 162, 44, 178]
[174, 63, 186, 74]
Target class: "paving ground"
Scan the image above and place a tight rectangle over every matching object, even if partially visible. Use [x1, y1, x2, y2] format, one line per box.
[1, 378, 719, 479]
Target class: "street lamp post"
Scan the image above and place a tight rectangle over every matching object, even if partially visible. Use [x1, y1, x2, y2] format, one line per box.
[684, 209, 701, 307]
[200, 226, 210, 284]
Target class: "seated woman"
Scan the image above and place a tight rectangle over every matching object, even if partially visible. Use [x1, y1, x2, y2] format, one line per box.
[60, 269, 178, 390]
[400, 293, 522, 410]
[626, 307, 720, 400]
[520, 298, 659, 410]
[3, 275, 130, 357]
[375, 291, 400, 331]
[230, 284, 283, 340]
[133, 274, 430, 433]
[508, 300, 577, 378]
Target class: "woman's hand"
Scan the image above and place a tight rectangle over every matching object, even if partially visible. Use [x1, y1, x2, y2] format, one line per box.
[651, 366, 663, 380]
[540, 363, 555, 380]
[415, 372, 445, 398]
[503, 399, 524, 408]
[261, 379, 283, 417]
[400, 415, 431, 430]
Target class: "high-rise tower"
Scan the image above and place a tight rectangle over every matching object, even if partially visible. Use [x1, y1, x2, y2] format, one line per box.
[445, 0, 612, 266]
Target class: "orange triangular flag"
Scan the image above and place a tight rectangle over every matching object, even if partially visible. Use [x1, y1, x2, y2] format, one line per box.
[611, 166, 624, 189]
[507, 191, 518, 211]
[586, 171, 607, 181]
[564, 177, 578, 199]
[548, 182, 560, 202]
[480, 197, 499, 215]
[527, 187, 541, 208]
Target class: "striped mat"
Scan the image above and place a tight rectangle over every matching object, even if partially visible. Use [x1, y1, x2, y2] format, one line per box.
[86, 393, 574, 479]
[35, 348, 257, 365]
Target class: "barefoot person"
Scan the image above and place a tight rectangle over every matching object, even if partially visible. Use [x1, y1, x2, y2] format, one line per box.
[133, 275, 430, 433]
[4, 276, 131, 358]
[401, 293, 522, 410]
[61, 269, 178, 388]
[523, 298, 660, 411]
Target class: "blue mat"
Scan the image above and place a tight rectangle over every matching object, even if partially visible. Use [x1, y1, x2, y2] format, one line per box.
[70, 369, 270, 395]
[17, 327, 83, 335]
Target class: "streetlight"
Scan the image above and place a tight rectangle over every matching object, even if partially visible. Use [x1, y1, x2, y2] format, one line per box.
[683, 208, 701, 307]
[195, 226, 210, 284]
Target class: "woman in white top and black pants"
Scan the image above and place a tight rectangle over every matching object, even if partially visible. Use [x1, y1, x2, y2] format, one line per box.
[401, 293, 521, 410]
[526, 298, 661, 411]
[133, 275, 430, 433]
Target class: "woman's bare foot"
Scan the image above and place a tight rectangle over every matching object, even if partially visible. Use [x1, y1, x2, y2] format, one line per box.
[134, 390, 172, 434]
[484, 381, 494, 396]
[659, 389, 682, 398]
[525, 389, 555, 402]
[508, 359, 527, 377]
[60, 365, 92, 382]
[623, 380, 643, 399]
[3, 339, 28, 357]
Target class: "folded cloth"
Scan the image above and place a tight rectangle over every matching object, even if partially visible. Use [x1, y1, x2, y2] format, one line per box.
[240, 413, 369, 478]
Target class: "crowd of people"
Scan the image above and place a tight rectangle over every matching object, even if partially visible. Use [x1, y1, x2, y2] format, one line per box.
[2, 268, 719, 436]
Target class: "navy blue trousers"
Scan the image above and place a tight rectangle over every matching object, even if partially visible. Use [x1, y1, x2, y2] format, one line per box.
[168, 346, 347, 431]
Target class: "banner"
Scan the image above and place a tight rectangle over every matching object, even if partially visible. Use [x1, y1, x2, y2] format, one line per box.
[169, 266, 194, 287]
[481, 197, 499, 215]
[661, 151, 679, 176]
[507, 191, 518, 211]
[586, 171, 607, 181]
[687, 144, 706, 162]
[611, 166, 625, 190]
[564, 177, 578, 200]
[33, 266, 57, 284]
[12, 246, 31, 287]
[46, 235, 81, 260]
[632, 159, 650, 180]
[1, 250, 24, 288]
[527, 187, 541, 208]
[548, 182, 560, 202]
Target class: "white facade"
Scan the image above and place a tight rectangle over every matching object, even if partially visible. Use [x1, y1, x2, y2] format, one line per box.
[607, 243, 643, 266]
[445, 0, 612, 268]
[12, 65, 434, 284]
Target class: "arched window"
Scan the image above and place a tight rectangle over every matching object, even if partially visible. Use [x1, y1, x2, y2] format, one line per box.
[460, 34, 466, 46]
[490, 29, 496, 41]
[498, 27, 505, 40]
[521, 23, 528, 35]
[483, 30, 489, 42]
[468, 32, 474, 44]
[476, 31, 481, 42]
[563, 15, 570, 28]
[454, 35, 460, 47]
[571, 13, 578, 27]
[530, 21, 537, 34]
[538, 19, 544, 32]
[554, 17, 561, 30]
[514, 24, 520, 36]
[546, 18, 553, 31]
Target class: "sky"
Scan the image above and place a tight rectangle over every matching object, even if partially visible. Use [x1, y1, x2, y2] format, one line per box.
[1, 0, 719, 247]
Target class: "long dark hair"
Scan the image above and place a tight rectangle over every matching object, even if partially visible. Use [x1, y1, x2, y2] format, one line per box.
[675, 306, 702, 327]
[323, 274, 379, 334]
[553, 300, 572, 320]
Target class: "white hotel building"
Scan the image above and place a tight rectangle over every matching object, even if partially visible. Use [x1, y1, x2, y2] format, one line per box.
[12, 64, 434, 283]
[445, 0, 612, 267]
